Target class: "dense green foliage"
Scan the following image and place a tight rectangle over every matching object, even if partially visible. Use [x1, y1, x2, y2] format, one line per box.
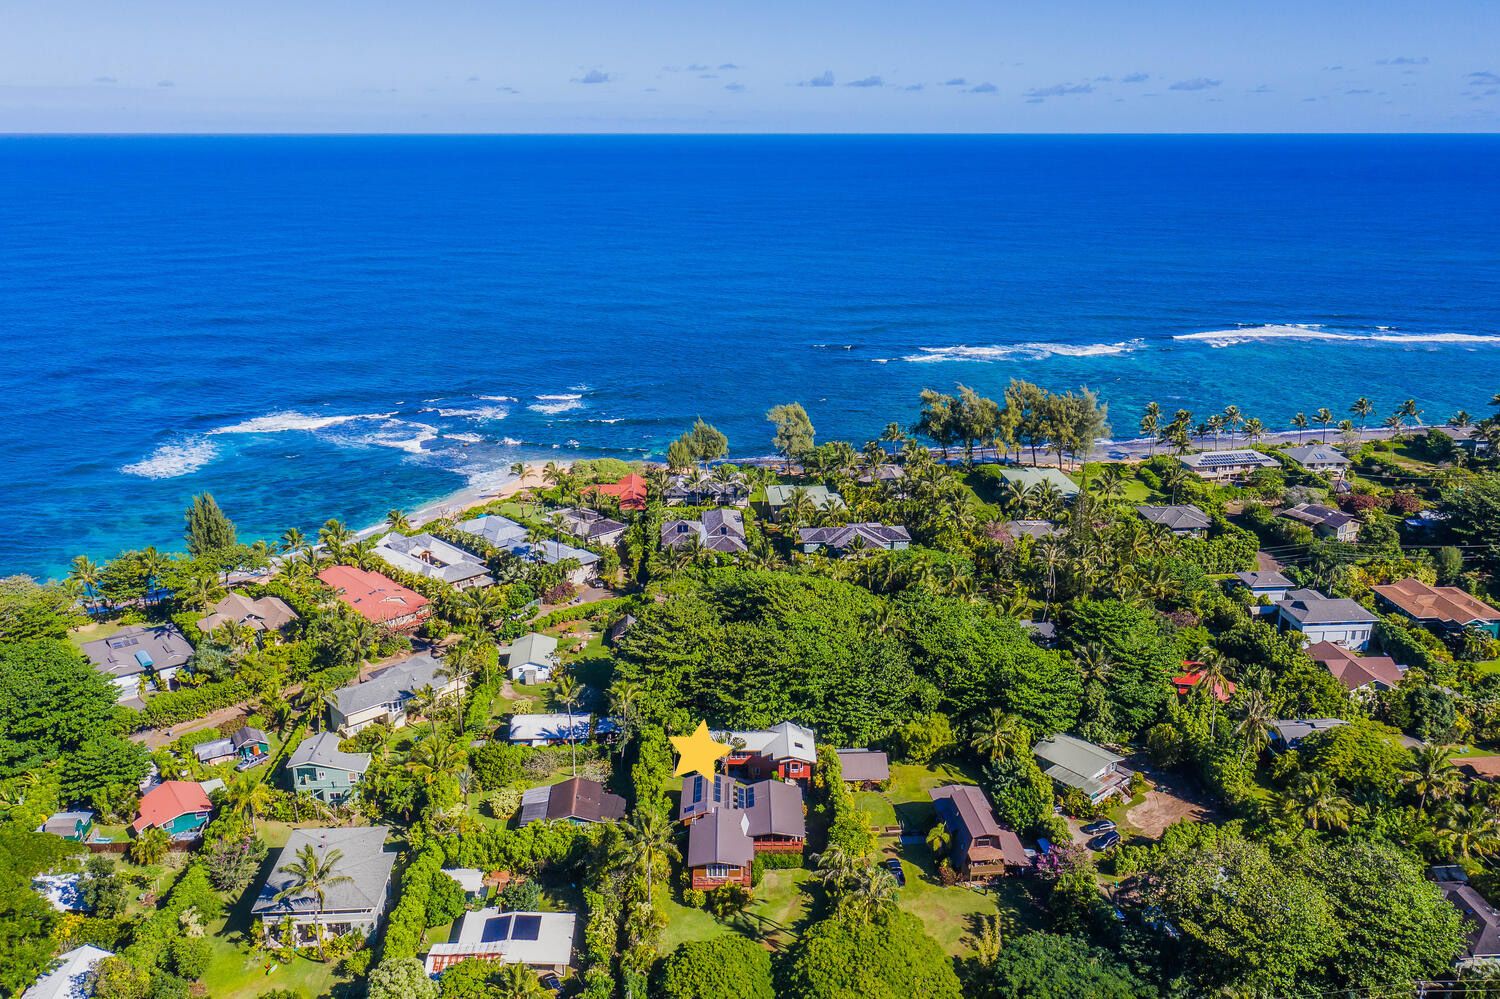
[782, 909, 963, 999]
[658, 936, 776, 999]
[0, 639, 118, 775]
[976, 932, 1146, 998]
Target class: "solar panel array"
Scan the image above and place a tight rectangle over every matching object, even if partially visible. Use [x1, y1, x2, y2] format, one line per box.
[480, 912, 544, 944]
[1197, 451, 1262, 467]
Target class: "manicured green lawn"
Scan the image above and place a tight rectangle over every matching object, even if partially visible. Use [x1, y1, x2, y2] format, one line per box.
[67, 620, 125, 650]
[661, 869, 815, 953]
[882, 761, 981, 832]
[879, 839, 1038, 956]
[1477, 659, 1500, 677]
[854, 790, 898, 829]
[660, 896, 731, 950]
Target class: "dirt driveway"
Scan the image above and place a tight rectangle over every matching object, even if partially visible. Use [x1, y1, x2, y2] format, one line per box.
[1124, 778, 1219, 839]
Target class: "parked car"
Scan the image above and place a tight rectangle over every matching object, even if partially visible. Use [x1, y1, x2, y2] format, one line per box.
[883, 857, 906, 887]
[1083, 819, 1116, 835]
[1090, 831, 1121, 851]
[539, 973, 562, 994]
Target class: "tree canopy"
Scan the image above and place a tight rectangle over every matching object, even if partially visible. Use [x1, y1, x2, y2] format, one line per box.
[782, 910, 964, 999]
[657, 936, 776, 999]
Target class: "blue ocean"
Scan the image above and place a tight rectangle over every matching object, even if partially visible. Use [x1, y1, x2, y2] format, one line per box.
[3, 135, 1499, 580]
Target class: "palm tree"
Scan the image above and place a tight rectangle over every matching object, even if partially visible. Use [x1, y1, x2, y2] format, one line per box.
[129, 826, 170, 866]
[272, 843, 353, 952]
[1037, 537, 1064, 621]
[926, 822, 951, 858]
[318, 519, 353, 563]
[1241, 417, 1266, 445]
[812, 844, 866, 897]
[1451, 410, 1473, 430]
[842, 863, 899, 920]
[1234, 690, 1273, 762]
[972, 708, 1030, 763]
[495, 961, 548, 998]
[1350, 397, 1375, 433]
[1290, 412, 1309, 443]
[1139, 402, 1161, 456]
[386, 509, 413, 533]
[509, 460, 526, 481]
[221, 771, 275, 831]
[1404, 745, 1463, 813]
[1282, 774, 1352, 831]
[1384, 411, 1406, 433]
[1223, 405, 1244, 437]
[542, 461, 565, 489]
[1313, 407, 1333, 442]
[1439, 803, 1500, 860]
[609, 681, 641, 751]
[1191, 647, 1234, 737]
[1397, 398, 1423, 427]
[554, 674, 581, 775]
[67, 555, 102, 612]
[408, 724, 465, 791]
[280, 527, 306, 555]
[616, 806, 680, 895]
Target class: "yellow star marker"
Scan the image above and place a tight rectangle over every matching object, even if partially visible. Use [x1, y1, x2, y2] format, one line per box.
[671, 721, 732, 779]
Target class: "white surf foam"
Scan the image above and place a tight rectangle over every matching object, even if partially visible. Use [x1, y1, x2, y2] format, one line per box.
[121, 437, 220, 479]
[208, 410, 394, 435]
[447, 432, 483, 444]
[900, 340, 1143, 363]
[1176, 324, 1500, 347]
[501, 437, 523, 446]
[426, 405, 509, 420]
[529, 393, 584, 415]
[357, 420, 440, 455]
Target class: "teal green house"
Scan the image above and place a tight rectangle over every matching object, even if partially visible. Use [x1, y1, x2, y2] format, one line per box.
[132, 781, 213, 840]
[285, 732, 372, 805]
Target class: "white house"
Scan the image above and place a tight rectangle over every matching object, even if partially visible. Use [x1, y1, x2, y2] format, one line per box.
[425, 909, 576, 976]
[1274, 588, 1378, 650]
[1178, 449, 1280, 482]
[1284, 444, 1352, 478]
[508, 713, 612, 746]
[374, 533, 493, 589]
[503, 632, 560, 683]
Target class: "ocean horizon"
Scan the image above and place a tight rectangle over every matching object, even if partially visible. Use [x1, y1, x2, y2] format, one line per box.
[4, 133, 1499, 580]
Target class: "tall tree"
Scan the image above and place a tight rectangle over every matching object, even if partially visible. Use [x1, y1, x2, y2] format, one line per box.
[184, 492, 237, 555]
[766, 402, 817, 468]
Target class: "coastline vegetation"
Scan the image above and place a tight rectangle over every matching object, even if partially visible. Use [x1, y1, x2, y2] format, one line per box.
[3, 381, 1500, 996]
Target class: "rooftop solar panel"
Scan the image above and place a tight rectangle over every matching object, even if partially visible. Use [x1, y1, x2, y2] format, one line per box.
[512, 914, 543, 941]
[481, 914, 512, 943]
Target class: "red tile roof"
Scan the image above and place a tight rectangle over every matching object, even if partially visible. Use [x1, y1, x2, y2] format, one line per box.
[133, 781, 212, 833]
[1374, 578, 1500, 628]
[1306, 641, 1404, 692]
[1172, 664, 1236, 702]
[318, 565, 430, 626]
[585, 473, 648, 511]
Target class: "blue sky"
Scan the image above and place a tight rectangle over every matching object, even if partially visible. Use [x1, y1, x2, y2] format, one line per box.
[2, 0, 1497, 132]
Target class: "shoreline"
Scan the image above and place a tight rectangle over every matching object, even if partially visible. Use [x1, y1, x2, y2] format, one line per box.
[380, 423, 1459, 536]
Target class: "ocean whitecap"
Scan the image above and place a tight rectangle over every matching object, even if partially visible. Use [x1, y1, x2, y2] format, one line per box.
[121, 437, 220, 479]
[208, 410, 394, 435]
[900, 340, 1144, 363]
[1175, 324, 1500, 348]
[529, 393, 584, 415]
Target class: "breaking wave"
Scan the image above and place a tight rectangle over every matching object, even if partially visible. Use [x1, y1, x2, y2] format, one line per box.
[529, 393, 585, 415]
[1176, 324, 1500, 347]
[899, 340, 1144, 363]
[208, 410, 394, 435]
[121, 437, 220, 479]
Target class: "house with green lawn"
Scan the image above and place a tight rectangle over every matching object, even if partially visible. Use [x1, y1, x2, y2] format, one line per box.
[132, 781, 213, 840]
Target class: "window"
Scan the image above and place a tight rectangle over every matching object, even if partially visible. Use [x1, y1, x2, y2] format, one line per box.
[705, 864, 735, 879]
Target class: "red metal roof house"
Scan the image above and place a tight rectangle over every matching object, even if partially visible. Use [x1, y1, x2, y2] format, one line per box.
[318, 565, 431, 630]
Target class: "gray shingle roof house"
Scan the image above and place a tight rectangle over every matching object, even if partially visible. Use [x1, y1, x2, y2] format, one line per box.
[1233, 569, 1295, 602]
[1284, 444, 1352, 476]
[503, 632, 560, 683]
[1267, 718, 1346, 750]
[1274, 588, 1378, 650]
[763, 484, 844, 518]
[1032, 734, 1132, 802]
[80, 624, 194, 703]
[1441, 882, 1500, 966]
[995, 467, 1080, 499]
[994, 519, 1061, 544]
[797, 523, 911, 555]
[552, 508, 628, 546]
[374, 532, 493, 589]
[38, 811, 94, 842]
[836, 749, 890, 785]
[665, 474, 751, 507]
[675, 775, 806, 848]
[661, 509, 748, 553]
[286, 732, 372, 803]
[1279, 503, 1360, 542]
[327, 653, 462, 736]
[455, 515, 528, 549]
[251, 826, 395, 941]
[1136, 505, 1212, 536]
[685, 808, 755, 889]
[930, 784, 1027, 879]
[519, 777, 627, 826]
[1178, 448, 1281, 481]
[193, 726, 269, 766]
[197, 592, 298, 636]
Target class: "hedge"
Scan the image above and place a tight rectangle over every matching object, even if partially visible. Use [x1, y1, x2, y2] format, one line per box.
[529, 596, 633, 632]
[131, 679, 249, 730]
[378, 841, 445, 962]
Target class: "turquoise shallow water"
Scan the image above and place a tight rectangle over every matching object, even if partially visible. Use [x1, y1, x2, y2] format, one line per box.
[2, 134, 1498, 579]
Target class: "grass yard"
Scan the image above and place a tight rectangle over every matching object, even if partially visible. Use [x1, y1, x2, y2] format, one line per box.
[878, 839, 1038, 956]
[660, 896, 732, 951]
[1477, 659, 1500, 677]
[881, 761, 981, 832]
[67, 619, 125, 650]
[661, 868, 816, 953]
